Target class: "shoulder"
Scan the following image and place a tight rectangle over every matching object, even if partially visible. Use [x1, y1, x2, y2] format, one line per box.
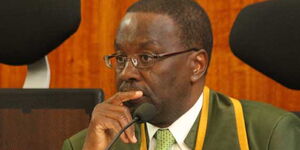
[240, 100, 299, 128]
[62, 129, 87, 150]
[209, 89, 298, 127]
[209, 89, 300, 149]
[240, 100, 300, 150]
[241, 100, 288, 122]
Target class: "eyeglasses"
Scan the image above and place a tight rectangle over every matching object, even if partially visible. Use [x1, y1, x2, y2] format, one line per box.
[104, 48, 199, 70]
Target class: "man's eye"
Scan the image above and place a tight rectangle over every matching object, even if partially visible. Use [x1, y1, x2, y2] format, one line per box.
[115, 56, 126, 63]
[139, 54, 153, 63]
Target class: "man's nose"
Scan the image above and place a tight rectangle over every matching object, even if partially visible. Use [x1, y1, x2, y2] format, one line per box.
[118, 58, 141, 81]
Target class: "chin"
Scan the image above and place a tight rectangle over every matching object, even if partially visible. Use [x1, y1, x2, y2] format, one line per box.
[124, 102, 140, 114]
[145, 108, 164, 123]
[147, 115, 169, 127]
[147, 107, 176, 127]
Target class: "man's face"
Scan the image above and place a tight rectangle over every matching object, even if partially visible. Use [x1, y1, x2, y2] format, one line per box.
[115, 12, 193, 126]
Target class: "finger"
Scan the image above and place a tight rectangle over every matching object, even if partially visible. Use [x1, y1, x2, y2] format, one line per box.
[91, 102, 138, 143]
[120, 107, 137, 143]
[124, 122, 137, 143]
[119, 132, 130, 144]
[112, 107, 136, 143]
[101, 117, 130, 143]
[107, 91, 143, 105]
[99, 106, 136, 143]
[92, 103, 130, 118]
[100, 108, 130, 125]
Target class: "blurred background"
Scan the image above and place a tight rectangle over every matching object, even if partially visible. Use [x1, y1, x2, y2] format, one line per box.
[1, 0, 299, 111]
[0, 0, 299, 149]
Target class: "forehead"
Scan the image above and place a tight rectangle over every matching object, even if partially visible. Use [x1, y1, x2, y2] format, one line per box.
[115, 12, 181, 53]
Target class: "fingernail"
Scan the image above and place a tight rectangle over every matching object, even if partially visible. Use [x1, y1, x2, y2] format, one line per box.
[135, 91, 143, 96]
[133, 135, 137, 143]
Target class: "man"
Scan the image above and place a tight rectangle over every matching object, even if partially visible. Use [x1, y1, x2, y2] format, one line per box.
[62, 0, 300, 150]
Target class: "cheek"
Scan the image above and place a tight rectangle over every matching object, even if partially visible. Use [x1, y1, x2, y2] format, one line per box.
[143, 62, 190, 104]
[146, 70, 175, 93]
[115, 72, 121, 89]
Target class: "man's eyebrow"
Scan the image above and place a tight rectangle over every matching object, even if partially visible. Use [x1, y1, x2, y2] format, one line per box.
[114, 40, 160, 49]
[113, 40, 161, 53]
[139, 40, 160, 49]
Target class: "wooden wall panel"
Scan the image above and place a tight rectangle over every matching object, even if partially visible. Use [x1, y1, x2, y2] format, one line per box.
[0, 0, 299, 112]
[0, 109, 90, 150]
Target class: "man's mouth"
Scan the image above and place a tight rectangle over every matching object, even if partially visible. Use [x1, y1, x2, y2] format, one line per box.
[124, 95, 150, 112]
[128, 95, 147, 104]
[118, 82, 153, 112]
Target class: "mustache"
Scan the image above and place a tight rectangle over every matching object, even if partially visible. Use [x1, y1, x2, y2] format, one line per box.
[118, 82, 148, 96]
[118, 82, 155, 112]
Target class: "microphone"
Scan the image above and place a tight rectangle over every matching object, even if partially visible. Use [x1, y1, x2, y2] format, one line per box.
[105, 103, 157, 150]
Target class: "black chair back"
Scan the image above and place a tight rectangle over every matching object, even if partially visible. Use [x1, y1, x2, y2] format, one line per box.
[0, 89, 103, 150]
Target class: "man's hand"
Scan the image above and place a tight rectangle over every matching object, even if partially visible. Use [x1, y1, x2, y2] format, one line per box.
[82, 91, 143, 150]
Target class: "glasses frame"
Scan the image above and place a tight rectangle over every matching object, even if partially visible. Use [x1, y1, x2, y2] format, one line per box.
[104, 48, 200, 70]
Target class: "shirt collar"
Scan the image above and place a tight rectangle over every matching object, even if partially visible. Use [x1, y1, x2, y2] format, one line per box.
[146, 93, 203, 149]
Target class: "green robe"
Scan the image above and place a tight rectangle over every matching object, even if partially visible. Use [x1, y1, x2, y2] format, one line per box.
[62, 89, 300, 150]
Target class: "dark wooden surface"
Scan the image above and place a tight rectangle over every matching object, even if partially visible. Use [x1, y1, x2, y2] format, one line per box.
[0, 109, 89, 150]
[0, 0, 299, 149]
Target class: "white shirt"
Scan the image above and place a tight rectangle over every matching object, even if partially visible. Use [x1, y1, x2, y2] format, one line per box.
[146, 93, 203, 150]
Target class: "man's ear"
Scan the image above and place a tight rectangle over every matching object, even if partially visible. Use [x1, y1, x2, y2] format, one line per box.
[190, 49, 208, 82]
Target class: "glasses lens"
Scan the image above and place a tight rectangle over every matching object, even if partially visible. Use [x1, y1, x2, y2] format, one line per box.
[137, 53, 155, 68]
[116, 55, 127, 63]
[105, 55, 127, 69]
[114, 55, 127, 69]
[105, 52, 156, 69]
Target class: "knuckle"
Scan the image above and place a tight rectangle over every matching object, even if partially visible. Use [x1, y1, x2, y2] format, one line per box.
[94, 103, 106, 111]
[121, 107, 128, 113]
[118, 114, 127, 121]
[92, 104, 105, 115]
[106, 93, 122, 103]
[115, 92, 122, 99]
[106, 120, 118, 130]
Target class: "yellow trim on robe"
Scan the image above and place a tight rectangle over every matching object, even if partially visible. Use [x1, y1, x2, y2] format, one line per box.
[139, 87, 249, 150]
[140, 124, 147, 150]
[230, 97, 250, 150]
[194, 86, 210, 150]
